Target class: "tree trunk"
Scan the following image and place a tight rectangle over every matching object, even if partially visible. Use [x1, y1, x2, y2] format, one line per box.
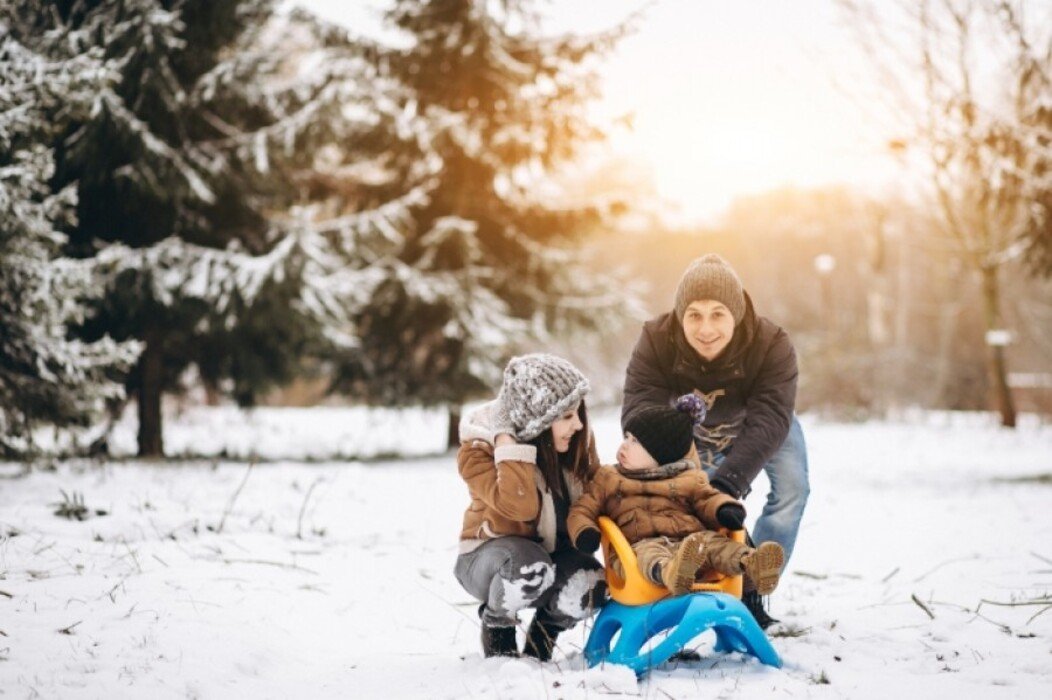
[447, 406, 461, 450]
[137, 327, 165, 457]
[980, 266, 1017, 428]
[931, 301, 961, 408]
[203, 380, 221, 407]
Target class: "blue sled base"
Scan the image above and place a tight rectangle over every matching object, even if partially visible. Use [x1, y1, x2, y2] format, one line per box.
[583, 592, 782, 676]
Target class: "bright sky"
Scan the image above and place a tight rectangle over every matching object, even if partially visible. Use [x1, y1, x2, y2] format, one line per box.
[295, 0, 901, 225]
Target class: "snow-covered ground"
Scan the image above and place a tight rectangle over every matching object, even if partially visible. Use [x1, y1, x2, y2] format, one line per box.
[2, 408, 1051, 698]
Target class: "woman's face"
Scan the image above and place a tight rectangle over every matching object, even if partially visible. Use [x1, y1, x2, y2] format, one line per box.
[617, 432, 659, 471]
[682, 300, 735, 361]
[550, 402, 584, 453]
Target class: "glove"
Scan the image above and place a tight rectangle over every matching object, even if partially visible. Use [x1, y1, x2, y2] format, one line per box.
[573, 528, 601, 553]
[710, 475, 741, 500]
[716, 503, 746, 531]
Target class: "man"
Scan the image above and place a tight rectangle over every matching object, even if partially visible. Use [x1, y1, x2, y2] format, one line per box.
[621, 253, 809, 628]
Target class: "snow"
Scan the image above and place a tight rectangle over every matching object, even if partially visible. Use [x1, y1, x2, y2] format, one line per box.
[98, 404, 451, 460]
[2, 408, 1051, 698]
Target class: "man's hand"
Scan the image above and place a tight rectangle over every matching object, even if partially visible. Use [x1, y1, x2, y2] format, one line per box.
[710, 475, 741, 500]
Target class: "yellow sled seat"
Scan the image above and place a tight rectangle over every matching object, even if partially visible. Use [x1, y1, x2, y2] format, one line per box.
[597, 515, 744, 606]
[586, 516, 780, 675]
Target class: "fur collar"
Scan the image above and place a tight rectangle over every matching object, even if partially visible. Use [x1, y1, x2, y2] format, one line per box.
[615, 459, 695, 481]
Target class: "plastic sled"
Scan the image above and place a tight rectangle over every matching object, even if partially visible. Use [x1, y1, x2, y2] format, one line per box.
[584, 516, 782, 675]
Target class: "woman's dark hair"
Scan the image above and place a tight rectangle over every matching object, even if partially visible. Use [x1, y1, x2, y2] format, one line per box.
[527, 401, 590, 497]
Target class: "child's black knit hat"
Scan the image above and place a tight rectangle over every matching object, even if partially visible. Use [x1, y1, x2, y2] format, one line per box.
[624, 395, 707, 466]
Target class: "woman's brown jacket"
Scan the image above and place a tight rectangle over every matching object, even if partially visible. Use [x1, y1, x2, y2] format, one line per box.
[457, 400, 600, 554]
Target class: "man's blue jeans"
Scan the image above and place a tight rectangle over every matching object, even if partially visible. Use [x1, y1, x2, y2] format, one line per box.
[702, 416, 809, 567]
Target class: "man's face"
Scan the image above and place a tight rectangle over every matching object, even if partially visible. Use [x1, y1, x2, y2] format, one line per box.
[682, 300, 735, 361]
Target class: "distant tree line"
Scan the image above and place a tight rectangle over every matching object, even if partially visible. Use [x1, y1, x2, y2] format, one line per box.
[595, 185, 1052, 421]
[834, 0, 1052, 426]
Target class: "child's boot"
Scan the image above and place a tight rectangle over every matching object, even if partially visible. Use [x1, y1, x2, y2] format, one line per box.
[741, 541, 784, 595]
[661, 532, 707, 595]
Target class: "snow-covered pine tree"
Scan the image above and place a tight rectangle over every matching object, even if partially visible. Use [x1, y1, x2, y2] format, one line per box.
[0, 28, 140, 458]
[331, 0, 637, 419]
[2, 1, 421, 456]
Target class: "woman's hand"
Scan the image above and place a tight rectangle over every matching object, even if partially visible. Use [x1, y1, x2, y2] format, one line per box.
[495, 433, 518, 447]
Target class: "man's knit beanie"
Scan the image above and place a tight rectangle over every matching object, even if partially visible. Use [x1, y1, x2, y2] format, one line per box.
[624, 395, 707, 466]
[498, 354, 590, 441]
[673, 253, 746, 324]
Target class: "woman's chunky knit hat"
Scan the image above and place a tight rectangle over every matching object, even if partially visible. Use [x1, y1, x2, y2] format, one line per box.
[498, 354, 590, 441]
[673, 253, 746, 324]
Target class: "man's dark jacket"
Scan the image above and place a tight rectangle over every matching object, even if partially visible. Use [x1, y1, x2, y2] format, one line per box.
[621, 293, 797, 499]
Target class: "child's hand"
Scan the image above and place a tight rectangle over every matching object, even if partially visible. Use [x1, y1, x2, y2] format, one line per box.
[573, 527, 601, 553]
[716, 503, 746, 530]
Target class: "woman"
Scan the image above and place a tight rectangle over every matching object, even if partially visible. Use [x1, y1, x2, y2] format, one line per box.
[455, 353, 607, 660]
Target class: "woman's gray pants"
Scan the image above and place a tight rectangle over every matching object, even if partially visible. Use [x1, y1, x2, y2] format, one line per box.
[455, 537, 607, 628]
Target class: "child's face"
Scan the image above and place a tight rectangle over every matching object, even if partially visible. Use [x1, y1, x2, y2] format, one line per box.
[550, 402, 584, 453]
[617, 432, 659, 471]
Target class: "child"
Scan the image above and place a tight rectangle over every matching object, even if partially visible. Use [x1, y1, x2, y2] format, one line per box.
[568, 395, 785, 596]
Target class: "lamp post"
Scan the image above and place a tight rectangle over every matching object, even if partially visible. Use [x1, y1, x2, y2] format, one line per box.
[814, 254, 836, 340]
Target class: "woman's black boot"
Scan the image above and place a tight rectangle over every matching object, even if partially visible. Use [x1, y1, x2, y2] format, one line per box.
[481, 624, 518, 657]
[522, 611, 565, 662]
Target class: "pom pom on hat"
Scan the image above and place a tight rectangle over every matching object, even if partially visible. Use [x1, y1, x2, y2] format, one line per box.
[675, 393, 707, 427]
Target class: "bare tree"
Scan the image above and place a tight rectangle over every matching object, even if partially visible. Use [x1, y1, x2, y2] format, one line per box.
[838, 0, 1052, 427]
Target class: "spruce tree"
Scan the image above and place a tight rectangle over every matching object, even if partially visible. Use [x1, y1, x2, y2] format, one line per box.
[3, 1, 419, 456]
[0, 26, 140, 458]
[332, 0, 635, 417]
